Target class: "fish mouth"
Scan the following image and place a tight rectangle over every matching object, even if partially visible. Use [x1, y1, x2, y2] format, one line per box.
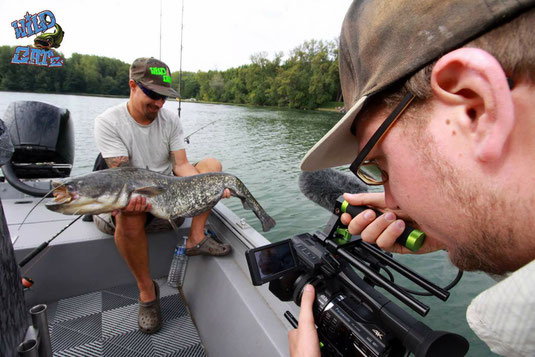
[48, 181, 77, 205]
[34, 39, 52, 50]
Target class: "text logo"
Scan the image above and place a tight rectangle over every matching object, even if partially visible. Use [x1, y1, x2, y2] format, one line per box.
[10, 10, 65, 67]
[372, 329, 384, 340]
[149, 67, 171, 83]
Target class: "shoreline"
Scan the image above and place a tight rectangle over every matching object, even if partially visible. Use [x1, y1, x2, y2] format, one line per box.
[189, 99, 344, 113]
[0, 90, 343, 113]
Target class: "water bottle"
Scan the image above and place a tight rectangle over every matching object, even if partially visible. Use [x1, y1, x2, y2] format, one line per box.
[167, 236, 189, 288]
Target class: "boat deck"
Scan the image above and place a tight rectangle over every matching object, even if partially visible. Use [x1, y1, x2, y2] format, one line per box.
[4, 181, 297, 357]
[46, 277, 204, 357]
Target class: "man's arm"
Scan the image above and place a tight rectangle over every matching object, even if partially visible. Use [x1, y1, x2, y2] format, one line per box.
[170, 149, 198, 177]
[104, 156, 131, 168]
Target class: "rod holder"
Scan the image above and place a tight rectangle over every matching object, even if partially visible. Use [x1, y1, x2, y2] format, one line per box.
[29, 304, 52, 357]
[17, 339, 39, 357]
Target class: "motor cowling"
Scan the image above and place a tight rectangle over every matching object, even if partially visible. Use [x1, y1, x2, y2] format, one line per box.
[1, 101, 74, 197]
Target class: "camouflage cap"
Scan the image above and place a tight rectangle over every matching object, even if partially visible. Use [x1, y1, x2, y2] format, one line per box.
[130, 57, 178, 98]
[301, 0, 535, 171]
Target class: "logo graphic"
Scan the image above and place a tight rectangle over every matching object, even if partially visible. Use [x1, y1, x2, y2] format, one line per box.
[10, 10, 65, 67]
[372, 329, 384, 340]
[149, 67, 171, 83]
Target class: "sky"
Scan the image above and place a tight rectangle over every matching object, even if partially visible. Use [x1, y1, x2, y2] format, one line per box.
[1, 0, 352, 72]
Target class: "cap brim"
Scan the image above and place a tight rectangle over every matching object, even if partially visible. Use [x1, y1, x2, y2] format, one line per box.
[300, 95, 368, 171]
[142, 82, 179, 98]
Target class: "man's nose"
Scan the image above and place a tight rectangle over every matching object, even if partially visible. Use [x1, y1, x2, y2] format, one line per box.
[154, 98, 165, 107]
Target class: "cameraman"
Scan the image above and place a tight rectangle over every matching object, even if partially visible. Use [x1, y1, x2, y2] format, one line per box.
[295, 0, 535, 356]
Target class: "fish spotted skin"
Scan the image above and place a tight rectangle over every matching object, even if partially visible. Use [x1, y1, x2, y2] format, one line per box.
[45, 168, 276, 232]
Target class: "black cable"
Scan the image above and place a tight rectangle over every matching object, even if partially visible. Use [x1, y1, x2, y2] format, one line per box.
[367, 256, 464, 297]
[390, 269, 464, 297]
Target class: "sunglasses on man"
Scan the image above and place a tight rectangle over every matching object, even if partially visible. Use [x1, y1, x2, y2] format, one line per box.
[135, 81, 168, 101]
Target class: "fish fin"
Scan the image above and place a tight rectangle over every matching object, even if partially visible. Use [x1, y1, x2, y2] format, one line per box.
[133, 186, 165, 197]
[241, 198, 254, 211]
[228, 188, 254, 211]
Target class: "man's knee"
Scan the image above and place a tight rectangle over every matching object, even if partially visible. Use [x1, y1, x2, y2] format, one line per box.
[195, 157, 222, 173]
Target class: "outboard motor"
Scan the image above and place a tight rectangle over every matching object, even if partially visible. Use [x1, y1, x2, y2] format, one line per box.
[2, 101, 74, 197]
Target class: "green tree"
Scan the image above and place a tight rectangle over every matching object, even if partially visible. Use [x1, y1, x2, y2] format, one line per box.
[0, 39, 341, 109]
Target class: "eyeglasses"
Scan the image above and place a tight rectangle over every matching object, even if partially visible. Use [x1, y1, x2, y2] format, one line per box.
[135, 81, 167, 101]
[349, 92, 415, 185]
[348, 77, 515, 186]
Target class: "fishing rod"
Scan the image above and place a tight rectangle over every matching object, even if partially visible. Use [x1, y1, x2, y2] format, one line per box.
[14, 183, 81, 270]
[18, 215, 82, 268]
[160, 0, 163, 60]
[184, 118, 222, 143]
[175, 0, 222, 143]
[177, 0, 185, 118]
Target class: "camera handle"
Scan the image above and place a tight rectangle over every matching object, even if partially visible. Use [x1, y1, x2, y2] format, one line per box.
[318, 196, 457, 315]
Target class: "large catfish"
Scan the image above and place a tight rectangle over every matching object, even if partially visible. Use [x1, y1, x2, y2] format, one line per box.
[45, 168, 276, 232]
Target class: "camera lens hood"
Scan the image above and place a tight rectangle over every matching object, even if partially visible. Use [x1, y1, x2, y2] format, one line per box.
[407, 326, 470, 357]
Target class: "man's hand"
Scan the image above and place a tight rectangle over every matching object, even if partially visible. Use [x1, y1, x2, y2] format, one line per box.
[222, 188, 231, 199]
[340, 192, 445, 254]
[288, 284, 321, 357]
[112, 196, 152, 217]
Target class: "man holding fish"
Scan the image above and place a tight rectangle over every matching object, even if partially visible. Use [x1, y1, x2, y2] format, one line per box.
[93, 57, 231, 334]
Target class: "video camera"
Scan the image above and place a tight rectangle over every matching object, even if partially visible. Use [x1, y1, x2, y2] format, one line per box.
[245, 196, 469, 357]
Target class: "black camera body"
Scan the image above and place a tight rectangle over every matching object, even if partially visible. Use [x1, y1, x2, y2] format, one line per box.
[245, 197, 469, 357]
[247, 233, 402, 356]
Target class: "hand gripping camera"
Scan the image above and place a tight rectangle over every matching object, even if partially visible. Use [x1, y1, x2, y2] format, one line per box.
[246, 196, 469, 357]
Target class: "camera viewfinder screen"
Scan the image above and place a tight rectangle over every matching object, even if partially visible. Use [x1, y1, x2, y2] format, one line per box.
[255, 242, 296, 279]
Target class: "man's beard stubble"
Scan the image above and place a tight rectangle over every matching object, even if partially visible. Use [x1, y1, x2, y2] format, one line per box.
[144, 105, 159, 121]
[420, 138, 522, 275]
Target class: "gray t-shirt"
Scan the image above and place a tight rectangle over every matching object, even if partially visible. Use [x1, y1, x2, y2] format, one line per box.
[94, 102, 185, 175]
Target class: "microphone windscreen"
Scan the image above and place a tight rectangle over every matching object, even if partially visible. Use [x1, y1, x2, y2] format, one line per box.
[298, 169, 368, 212]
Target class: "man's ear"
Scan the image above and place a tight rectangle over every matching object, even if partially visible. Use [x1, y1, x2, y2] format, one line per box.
[430, 48, 515, 162]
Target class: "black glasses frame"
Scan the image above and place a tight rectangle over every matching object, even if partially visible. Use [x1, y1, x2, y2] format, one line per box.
[349, 92, 415, 183]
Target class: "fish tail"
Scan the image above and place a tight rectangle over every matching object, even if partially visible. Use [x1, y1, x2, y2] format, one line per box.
[225, 175, 276, 232]
[257, 209, 277, 232]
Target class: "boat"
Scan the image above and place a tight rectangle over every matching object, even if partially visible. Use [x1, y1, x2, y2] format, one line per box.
[1, 100, 299, 357]
[1, 101, 472, 357]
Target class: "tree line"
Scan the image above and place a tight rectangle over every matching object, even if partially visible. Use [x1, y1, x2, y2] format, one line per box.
[0, 39, 341, 110]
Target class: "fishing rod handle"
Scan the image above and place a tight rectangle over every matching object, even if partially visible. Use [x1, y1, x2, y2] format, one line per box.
[18, 241, 48, 267]
[340, 200, 425, 252]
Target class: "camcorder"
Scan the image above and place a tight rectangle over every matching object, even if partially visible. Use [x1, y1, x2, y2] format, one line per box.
[246, 196, 469, 357]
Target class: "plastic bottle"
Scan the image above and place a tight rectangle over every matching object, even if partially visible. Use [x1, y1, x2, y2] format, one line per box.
[167, 236, 189, 288]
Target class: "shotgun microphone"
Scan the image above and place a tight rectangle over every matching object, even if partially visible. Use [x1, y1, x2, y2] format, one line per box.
[298, 169, 425, 252]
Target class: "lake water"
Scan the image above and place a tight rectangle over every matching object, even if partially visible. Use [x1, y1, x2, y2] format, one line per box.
[0, 91, 497, 356]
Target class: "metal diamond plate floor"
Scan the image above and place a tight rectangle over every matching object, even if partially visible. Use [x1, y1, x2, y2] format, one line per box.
[46, 278, 206, 357]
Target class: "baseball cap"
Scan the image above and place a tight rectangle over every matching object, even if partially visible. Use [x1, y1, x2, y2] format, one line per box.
[130, 57, 178, 98]
[300, 0, 535, 171]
